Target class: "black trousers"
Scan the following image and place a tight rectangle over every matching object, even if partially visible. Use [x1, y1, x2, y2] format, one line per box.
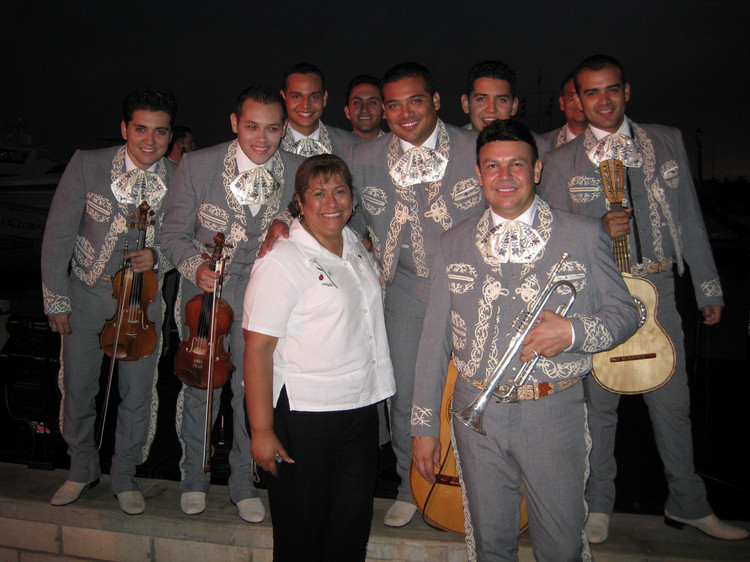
[265, 388, 378, 562]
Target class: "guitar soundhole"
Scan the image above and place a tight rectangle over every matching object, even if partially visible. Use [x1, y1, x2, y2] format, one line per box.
[633, 297, 647, 329]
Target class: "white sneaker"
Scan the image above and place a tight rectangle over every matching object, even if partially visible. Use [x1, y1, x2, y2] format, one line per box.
[665, 510, 749, 540]
[180, 491, 207, 515]
[50, 479, 99, 506]
[117, 490, 145, 515]
[584, 512, 610, 544]
[384, 500, 417, 527]
[237, 497, 265, 523]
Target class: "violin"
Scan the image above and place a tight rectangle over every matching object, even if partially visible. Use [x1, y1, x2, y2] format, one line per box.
[100, 201, 159, 360]
[173, 232, 235, 471]
[96, 201, 159, 449]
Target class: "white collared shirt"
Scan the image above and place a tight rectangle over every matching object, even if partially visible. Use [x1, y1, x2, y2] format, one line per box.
[590, 118, 632, 141]
[243, 220, 395, 412]
[399, 121, 439, 152]
[235, 145, 274, 217]
[288, 123, 321, 142]
[124, 150, 159, 173]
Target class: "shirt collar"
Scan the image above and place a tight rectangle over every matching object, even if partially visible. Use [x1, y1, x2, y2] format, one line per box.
[290, 218, 356, 260]
[490, 195, 538, 228]
[590, 117, 631, 141]
[289, 122, 321, 142]
[124, 149, 159, 172]
[235, 143, 273, 173]
[399, 120, 439, 152]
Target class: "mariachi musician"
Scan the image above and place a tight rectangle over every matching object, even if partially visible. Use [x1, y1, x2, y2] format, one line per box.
[41, 89, 177, 515]
[412, 120, 639, 562]
[538, 55, 747, 543]
[160, 85, 303, 522]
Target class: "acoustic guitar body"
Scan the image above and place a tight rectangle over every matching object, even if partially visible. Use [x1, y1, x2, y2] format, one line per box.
[409, 359, 528, 535]
[592, 273, 676, 394]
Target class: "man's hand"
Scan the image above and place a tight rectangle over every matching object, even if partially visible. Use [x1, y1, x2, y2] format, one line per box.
[601, 209, 633, 240]
[258, 220, 290, 258]
[520, 310, 573, 362]
[48, 313, 72, 335]
[411, 436, 441, 483]
[125, 248, 155, 273]
[702, 305, 722, 326]
[196, 262, 220, 293]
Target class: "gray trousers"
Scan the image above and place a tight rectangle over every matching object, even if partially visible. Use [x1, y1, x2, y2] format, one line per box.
[584, 271, 711, 518]
[61, 277, 161, 494]
[176, 275, 258, 502]
[384, 275, 427, 504]
[453, 378, 591, 562]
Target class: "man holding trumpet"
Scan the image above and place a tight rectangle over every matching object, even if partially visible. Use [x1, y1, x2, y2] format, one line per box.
[411, 119, 639, 562]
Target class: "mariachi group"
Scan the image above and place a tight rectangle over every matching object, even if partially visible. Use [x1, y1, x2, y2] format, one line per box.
[41, 54, 745, 562]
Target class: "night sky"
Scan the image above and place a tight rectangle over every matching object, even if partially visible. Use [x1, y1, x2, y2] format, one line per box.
[2, 0, 749, 179]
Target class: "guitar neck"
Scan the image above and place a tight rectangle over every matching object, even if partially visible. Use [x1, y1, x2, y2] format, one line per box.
[609, 201, 631, 274]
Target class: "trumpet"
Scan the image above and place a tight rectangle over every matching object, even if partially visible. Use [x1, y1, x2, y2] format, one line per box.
[451, 252, 577, 435]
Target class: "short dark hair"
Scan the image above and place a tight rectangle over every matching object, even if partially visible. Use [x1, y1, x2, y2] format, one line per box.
[345, 74, 382, 105]
[234, 85, 287, 121]
[465, 60, 516, 98]
[282, 62, 326, 92]
[476, 119, 538, 164]
[122, 88, 177, 127]
[557, 71, 576, 97]
[288, 154, 354, 217]
[573, 54, 627, 92]
[168, 125, 192, 153]
[382, 62, 435, 97]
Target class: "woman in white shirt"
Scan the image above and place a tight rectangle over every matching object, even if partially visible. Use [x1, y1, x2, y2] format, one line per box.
[243, 154, 395, 562]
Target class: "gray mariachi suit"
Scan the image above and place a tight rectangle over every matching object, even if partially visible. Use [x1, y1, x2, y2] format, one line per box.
[41, 145, 175, 494]
[280, 121, 360, 158]
[160, 140, 303, 501]
[537, 121, 724, 519]
[411, 202, 639, 562]
[348, 120, 485, 503]
[541, 125, 571, 149]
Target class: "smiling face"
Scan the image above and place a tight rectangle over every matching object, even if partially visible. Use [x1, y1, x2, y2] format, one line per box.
[383, 76, 440, 146]
[282, 72, 328, 136]
[576, 66, 630, 133]
[120, 110, 172, 169]
[231, 98, 286, 165]
[297, 173, 353, 251]
[476, 140, 541, 220]
[461, 77, 518, 131]
[559, 77, 586, 127]
[345, 83, 384, 138]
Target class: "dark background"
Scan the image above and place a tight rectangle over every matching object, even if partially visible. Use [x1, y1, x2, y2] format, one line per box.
[1, 0, 749, 523]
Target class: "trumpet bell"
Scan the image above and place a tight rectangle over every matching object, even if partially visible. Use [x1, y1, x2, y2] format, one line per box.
[450, 405, 487, 436]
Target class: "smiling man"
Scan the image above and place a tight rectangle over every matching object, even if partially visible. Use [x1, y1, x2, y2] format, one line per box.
[345, 74, 384, 141]
[538, 54, 746, 543]
[347, 61, 486, 527]
[412, 119, 638, 561]
[279, 62, 359, 158]
[41, 89, 177, 515]
[462, 60, 553, 160]
[160, 85, 304, 522]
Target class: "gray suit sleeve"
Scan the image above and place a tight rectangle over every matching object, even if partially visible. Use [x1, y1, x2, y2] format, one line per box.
[40, 150, 87, 315]
[411, 238, 453, 438]
[537, 152, 573, 212]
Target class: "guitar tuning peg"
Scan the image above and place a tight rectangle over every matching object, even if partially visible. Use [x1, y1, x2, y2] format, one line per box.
[129, 222, 136, 229]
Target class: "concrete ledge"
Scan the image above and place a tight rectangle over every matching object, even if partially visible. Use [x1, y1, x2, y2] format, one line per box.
[1, 463, 748, 561]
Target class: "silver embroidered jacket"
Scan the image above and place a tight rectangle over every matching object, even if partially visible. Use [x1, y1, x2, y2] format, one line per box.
[41, 145, 176, 316]
[160, 140, 303, 290]
[410, 202, 639, 436]
[348, 120, 485, 283]
[538, 121, 723, 309]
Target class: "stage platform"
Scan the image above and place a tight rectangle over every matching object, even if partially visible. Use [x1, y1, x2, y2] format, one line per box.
[1, 462, 748, 562]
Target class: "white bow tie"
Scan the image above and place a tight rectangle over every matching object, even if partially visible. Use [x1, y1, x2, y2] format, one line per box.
[229, 167, 280, 205]
[389, 146, 448, 188]
[478, 220, 545, 264]
[588, 133, 642, 168]
[110, 168, 166, 206]
[295, 137, 327, 157]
